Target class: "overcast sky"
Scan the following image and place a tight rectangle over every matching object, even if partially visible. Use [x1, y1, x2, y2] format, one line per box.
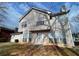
[0, 2, 79, 33]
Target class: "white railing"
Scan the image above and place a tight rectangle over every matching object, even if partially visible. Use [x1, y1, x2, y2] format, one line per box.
[29, 25, 50, 31]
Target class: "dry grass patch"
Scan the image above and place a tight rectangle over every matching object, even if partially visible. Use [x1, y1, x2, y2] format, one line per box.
[0, 43, 79, 56]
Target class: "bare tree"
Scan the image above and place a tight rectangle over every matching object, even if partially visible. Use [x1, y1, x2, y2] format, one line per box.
[73, 14, 79, 22]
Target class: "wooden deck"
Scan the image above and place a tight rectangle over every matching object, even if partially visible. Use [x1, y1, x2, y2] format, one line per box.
[30, 29, 50, 33]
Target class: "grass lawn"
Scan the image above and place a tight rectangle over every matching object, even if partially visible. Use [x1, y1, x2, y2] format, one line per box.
[0, 42, 79, 56]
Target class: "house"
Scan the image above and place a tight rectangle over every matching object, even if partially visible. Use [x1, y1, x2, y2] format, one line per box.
[11, 7, 74, 47]
[0, 27, 14, 42]
[72, 33, 79, 46]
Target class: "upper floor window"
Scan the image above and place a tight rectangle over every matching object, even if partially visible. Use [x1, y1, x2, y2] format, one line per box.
[21, 22, 27, 28]
[38, 13, 45, 21]
[36, 21, 44, 26]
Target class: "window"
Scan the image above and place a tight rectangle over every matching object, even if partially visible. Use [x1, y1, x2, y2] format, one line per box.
[38, 13, 45, 21]
[23, 38, 27, 42]
[36, 21, 44, 26]
[21, 22, 27, 28]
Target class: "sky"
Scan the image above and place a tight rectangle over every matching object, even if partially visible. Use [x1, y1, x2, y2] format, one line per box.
[0, 2, 79, 33]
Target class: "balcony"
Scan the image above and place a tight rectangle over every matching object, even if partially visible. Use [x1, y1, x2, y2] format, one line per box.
[29, 25, 50, 32]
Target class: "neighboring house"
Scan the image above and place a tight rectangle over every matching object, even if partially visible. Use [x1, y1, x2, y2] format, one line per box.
[72, 33, 79, 46]
[11, 7, 74, 47]
[0, 27, 14, 42]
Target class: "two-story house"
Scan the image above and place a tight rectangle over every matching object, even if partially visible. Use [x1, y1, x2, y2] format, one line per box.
[11, 7, 74, 47]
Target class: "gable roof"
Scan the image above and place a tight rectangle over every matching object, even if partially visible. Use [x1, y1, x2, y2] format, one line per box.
[19, 7, 70, 22]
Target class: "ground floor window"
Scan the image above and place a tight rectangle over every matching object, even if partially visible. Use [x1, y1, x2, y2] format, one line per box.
[23, 38, 27, 42]
[29, 38, 32, 42]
